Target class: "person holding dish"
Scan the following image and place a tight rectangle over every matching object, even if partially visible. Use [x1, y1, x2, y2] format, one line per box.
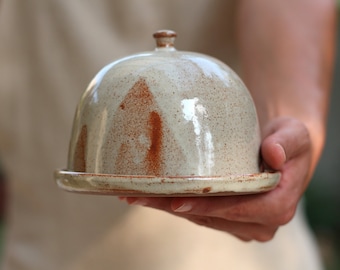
[0, 0, 335, 269]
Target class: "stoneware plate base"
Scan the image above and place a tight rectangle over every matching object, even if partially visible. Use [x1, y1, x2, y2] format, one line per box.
[54, 170, 280, 197]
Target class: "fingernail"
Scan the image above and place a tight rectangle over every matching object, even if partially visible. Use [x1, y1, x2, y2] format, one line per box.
[173, 203, 192, 213]
[126, 197, 148, 206]
[275, 143, 286, 162]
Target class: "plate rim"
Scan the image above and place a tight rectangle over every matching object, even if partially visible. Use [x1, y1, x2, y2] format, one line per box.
[54, 170, 281, 197]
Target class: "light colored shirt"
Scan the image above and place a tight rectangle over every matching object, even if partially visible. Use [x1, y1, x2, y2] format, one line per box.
[0, 1, 323, 269]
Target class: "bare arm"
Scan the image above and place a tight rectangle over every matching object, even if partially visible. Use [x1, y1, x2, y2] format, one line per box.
[123, 0, 337, 241]
[238, 0, 336, 178]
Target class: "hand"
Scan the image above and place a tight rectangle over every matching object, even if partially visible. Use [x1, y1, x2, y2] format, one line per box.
[121, 117, 313, 242]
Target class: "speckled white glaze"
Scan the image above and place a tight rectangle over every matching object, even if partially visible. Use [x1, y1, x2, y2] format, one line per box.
[56, 30, 280, 196]
[55, 170, 280, 197]
[68, 30, 261, 177]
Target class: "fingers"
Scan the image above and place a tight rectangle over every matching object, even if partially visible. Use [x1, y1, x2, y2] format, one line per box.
[187, 216, 278, 242]
[122, 197, 278, 242]
[123, 192, 296, 227]
[124, 197, 174, 211]
[171, 193, 297, 226]
[261, 117, 311, 170]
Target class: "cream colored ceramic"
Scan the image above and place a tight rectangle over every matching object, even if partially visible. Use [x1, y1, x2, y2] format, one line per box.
[55, 30, 280, 196]
[55, 171, 279, 196]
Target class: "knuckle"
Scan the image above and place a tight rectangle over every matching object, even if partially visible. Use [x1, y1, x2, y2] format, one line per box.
[275, 206, 296, 225]
[190, 216, 214, 228]
[269, 200, 297, 226]
[226, 202, 247, 220]
[255, 228, 278, 242]
[236, 235, 252, 242]
[256, 233, 274, 242]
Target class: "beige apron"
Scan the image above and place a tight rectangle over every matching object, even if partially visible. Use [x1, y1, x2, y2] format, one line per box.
[0, 0, 323, 269]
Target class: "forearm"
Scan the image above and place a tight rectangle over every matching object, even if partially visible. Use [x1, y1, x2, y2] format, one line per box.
[237, 0, 337, 172]
[127, 0, 337, 240]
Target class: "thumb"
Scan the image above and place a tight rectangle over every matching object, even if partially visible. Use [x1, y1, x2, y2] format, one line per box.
[261, 118, 310, 171]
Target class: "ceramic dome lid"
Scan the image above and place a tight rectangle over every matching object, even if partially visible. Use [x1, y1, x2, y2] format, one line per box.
[55, 30, 280, 197]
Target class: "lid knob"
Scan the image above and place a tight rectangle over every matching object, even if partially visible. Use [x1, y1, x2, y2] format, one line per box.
[153, 30, 177, 49]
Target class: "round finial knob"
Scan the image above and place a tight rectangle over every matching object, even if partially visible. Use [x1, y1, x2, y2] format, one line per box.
[153, 30, 177, 49]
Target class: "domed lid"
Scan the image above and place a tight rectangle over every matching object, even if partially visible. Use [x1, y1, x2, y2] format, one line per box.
[55, 30, 280, 197]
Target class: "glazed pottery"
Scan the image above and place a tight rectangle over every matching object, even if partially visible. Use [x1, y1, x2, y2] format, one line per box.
[55, 30, 280, 196]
